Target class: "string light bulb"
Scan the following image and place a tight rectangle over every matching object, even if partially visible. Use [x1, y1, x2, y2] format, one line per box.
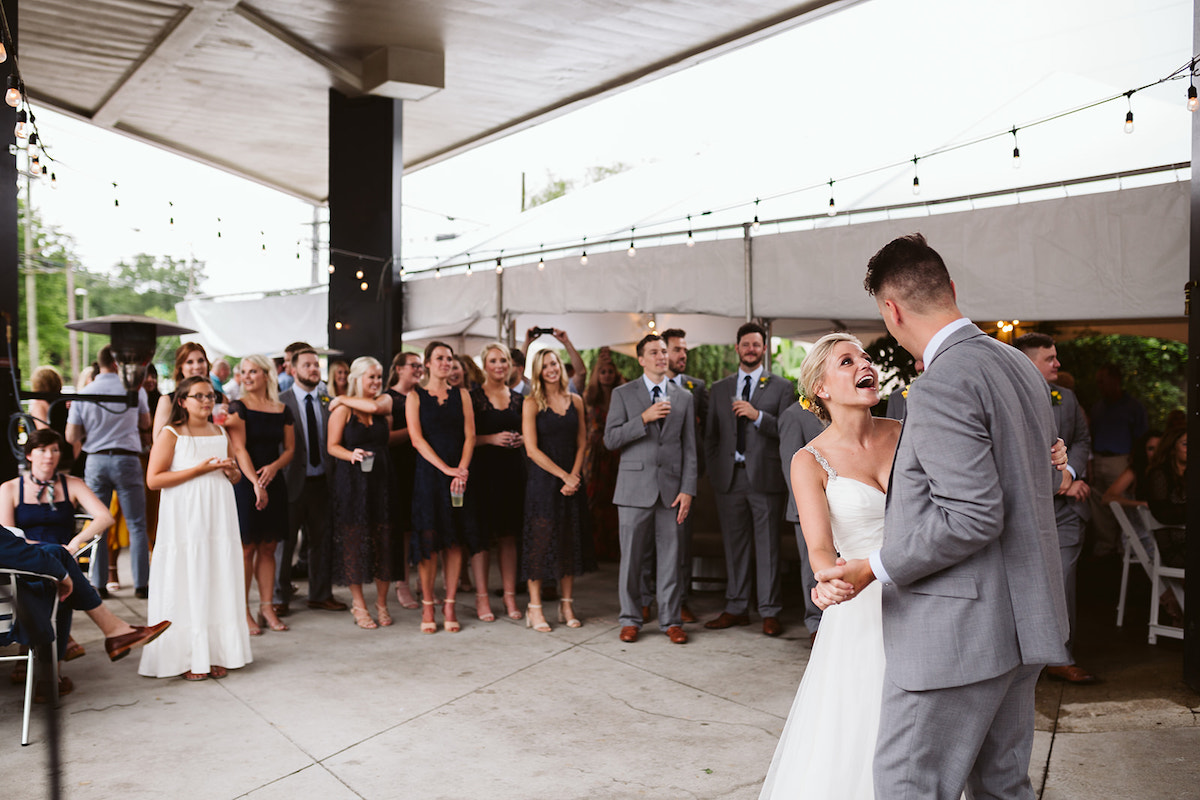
[355, 269, 363, 279]
[686, 216, 695, 247]
[911, 157, 920, 196]
[537, 246, 545, 271]
[751, 199, 761, 231]
[50, 172, 56, 187]
[335, 321, 343, 330]
[580, 237, 588, 265]
[1011, 127, 1021, 169]
[827, 180, 836, 217]
[4, 75, 20, 108]
[14, 108, 27, 139]
[360, 281, 368, 291]
[628, 227, 636, 258]
[1189, 63, 1198, 112]
[495, 256, 503, 275]
[435, 268, 442, 279]
[1123, 91, 1134, 134]
[466, 261, 473, 277]
[0, 42, 7, 63]
[27, 132, 37, 158]
[327, 263, 335, 274]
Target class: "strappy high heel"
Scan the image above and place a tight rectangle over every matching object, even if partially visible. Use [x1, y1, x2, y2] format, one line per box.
[351, 604, 377, 630]
[503, 591, 523, 620]
[420, 600, 437, 634]
[258, 604, 289, 632]
[558, 598, 581, 628]
[475, 592, 495, 622]
[525, 603, 551, 633]
[375, 602, 394, 627]
[443, 599, 461, 633]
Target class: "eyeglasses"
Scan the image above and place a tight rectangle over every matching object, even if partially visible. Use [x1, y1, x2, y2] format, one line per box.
[187, 393, 216, 402]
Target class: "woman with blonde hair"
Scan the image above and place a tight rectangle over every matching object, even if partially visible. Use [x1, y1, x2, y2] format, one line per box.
[328, 359, 351, 398]
[153, 343, 225, 439]
[328, 356, 395, 629]
[469, 342, 525, 621]
[407, 341, 476, 633]
[520, 349, 594, 632]
[226, 354, 294, 635]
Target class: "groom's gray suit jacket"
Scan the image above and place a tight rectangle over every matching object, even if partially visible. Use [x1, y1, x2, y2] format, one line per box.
[879, 324, 1069, 692]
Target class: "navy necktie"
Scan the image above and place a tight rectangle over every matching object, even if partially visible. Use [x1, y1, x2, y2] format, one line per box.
[736, 375, 751, 455]
[651, 385, 663, 430]
[305, 394, 321, 468]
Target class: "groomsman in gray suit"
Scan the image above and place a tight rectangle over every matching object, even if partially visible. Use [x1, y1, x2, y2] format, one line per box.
[276, 346, 346, 613]
[636, 328, 707, 624]
[704, 321, 796, 637]
[604, 334, 697, 644]
[778, 401, 826, 643]
[1015, 332, 1096, 684]
[818, 234, 1068, 799]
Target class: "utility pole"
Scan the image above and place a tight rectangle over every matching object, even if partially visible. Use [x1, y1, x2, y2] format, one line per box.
[66, 258, 77, 381]
[22, 152, 36, 372]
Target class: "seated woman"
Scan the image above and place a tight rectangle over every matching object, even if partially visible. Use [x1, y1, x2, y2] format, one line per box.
[1143, 426, 1187, 626]
[0, 429, 129, 681]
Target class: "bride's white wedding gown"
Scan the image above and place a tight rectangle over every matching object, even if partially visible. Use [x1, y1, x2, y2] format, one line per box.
[760, 445, 886, 800]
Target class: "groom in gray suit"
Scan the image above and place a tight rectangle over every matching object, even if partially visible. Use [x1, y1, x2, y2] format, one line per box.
[604, 334, 697, 644]
[817, 234, 1068, 799]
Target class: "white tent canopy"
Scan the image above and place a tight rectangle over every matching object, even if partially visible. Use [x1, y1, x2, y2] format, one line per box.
[400, 180, 1187, 352]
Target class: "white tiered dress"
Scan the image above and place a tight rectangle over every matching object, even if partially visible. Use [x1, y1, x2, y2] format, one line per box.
[759, 445, 886, 800]
[139, 428, 252, 678]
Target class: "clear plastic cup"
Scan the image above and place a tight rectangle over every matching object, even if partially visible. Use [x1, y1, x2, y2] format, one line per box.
[212, 403, 228, 426]
[360, 451, 375, 472]
[451, 487, 464, 507]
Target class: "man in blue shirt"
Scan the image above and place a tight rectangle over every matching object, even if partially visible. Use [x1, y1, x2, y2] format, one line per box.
[1088, 363, 1148, 558]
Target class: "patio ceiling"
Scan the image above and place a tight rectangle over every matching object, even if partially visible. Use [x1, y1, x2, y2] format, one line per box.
[20, 0, 862, 203]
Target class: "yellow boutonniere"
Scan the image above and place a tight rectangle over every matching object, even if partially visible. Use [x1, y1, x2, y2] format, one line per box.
[685, 380, 695, 391]
[1050, 389, 1062, 406]
[758, 375, 770, 389]
[318, 392, 332, 408]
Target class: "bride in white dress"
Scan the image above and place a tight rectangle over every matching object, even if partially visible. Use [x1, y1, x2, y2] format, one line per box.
[140, 376, 253, 681]
[760, 333, 898, 800]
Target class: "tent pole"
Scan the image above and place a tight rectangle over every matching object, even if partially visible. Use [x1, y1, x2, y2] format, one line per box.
[743, 222, 753, 322]
[497, 270, 505, 342]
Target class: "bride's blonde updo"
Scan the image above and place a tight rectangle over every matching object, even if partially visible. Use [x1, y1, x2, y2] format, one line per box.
[798, 332, 864, 422]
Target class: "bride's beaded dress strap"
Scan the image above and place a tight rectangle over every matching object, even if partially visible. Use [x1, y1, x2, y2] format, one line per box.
[803, 445, 837, 479]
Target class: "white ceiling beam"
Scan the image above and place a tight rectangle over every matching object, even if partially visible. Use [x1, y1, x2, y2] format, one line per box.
[234, 3, 364, 93]
[92, 0, 242, 127]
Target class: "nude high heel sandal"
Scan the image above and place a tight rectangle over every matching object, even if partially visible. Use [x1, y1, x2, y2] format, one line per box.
[420, 600, 437, 634]
[525, 603, 551, 633]
[558, 598, 581, 628]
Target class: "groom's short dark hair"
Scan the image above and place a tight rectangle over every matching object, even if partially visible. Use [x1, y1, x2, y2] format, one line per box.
[636, 333, 663, 357]
[864, 233, 954, 312]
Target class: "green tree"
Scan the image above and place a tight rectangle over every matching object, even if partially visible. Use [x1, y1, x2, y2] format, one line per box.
[15, 202, 77, 383]
[1054, 333, 1186, 430]
[525, 162, 632, 209]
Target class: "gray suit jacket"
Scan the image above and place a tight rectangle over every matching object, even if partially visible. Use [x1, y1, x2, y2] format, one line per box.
[879, 324, 1069, 691]
[674, 373, 707, 476]
[604, 379, 697, 508]
[778, 404, 827, 523]
[1051, 384, 1091, 523]
[705, 371, 795, 494]
[281, 386, 335, 503]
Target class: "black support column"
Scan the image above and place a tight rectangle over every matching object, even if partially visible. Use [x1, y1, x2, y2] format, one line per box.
[1185, 7, 1199, 691]
[327, 89, 404, 367]
[0, 0, 19, 481]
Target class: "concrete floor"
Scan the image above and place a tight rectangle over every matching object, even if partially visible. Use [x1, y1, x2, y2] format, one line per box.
[3, 554, 1198, 799]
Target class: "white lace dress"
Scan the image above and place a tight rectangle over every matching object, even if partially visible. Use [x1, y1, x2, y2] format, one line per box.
[759, 445, 886, 799]
[138, 428, 252, 678]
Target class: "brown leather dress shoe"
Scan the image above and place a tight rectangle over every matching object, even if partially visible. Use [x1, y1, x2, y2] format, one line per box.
[1044, 664, 1096, 684]
[762, 617, 783, 637]
[105, 620, 172, 662]
[680, 604, 696, 623]
[307, 598, 349, 611]
[619, 625, 640, 643]
[667, 625, 688, 644]
[641, 606, 651, 623]
[704, 611, 751, 630]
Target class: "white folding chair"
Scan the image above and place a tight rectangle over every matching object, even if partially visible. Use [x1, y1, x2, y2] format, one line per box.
[1110, 501, 1154, 628]
[72, 514, 102, 586]
[0, 561, 61, 746]
[1136, 506, 1185, 645]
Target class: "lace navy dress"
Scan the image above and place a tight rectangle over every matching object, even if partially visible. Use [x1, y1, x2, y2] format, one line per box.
[521, 400, 595, 582]
[410, 385, 479, 562]
[470, 386, 526, 542]
[14, 474, 80, 661]
[230, 400, 293, 544]
[330, 411, 394, 584]
[385, 387, 416, 575]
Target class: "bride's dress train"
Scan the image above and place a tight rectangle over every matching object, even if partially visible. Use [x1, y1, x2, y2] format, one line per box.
[760, 446, 886, 800]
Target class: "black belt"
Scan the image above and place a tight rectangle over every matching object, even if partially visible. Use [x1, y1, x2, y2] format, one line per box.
[734, 461, 747, 468]
[305, 474, 326, 482]
[91, 448, 139, 457]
